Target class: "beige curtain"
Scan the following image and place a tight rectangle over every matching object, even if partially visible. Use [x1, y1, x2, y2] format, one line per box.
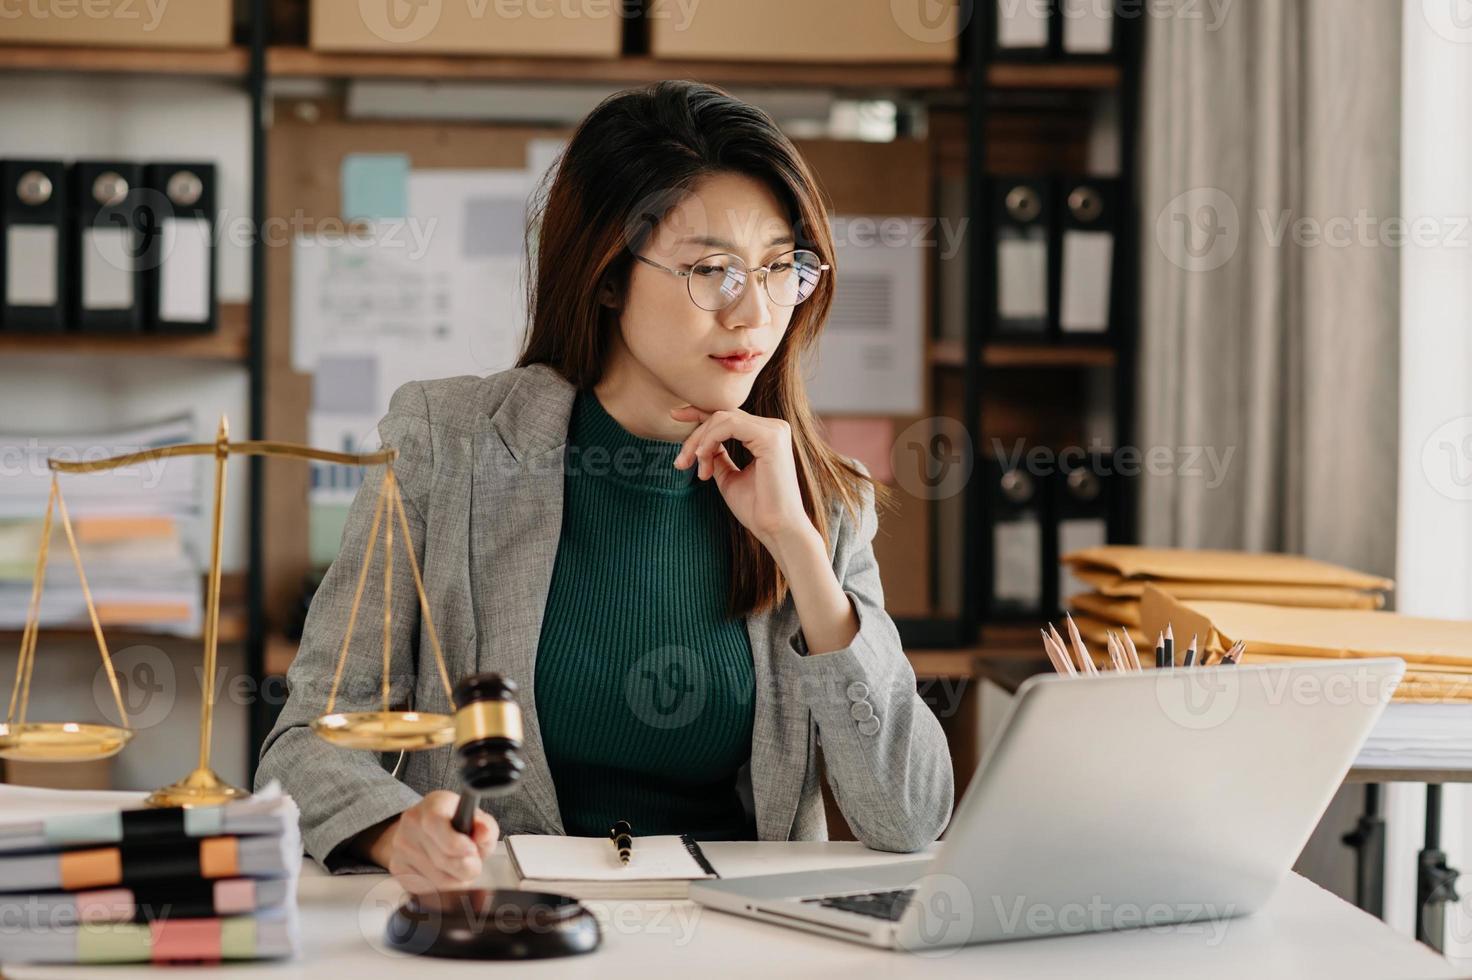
[1139, 0, 1401, 581]
[1138, 0, 1402, 907]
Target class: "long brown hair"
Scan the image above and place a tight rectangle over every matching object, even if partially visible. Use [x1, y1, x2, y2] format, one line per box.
[518, 79, 892, 619]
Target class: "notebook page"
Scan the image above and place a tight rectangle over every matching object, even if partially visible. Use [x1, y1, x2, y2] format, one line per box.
[505, 835, 711, 881]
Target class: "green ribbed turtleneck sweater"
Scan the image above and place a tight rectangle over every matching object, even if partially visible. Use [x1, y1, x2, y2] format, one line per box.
[534, 388, 756, 840]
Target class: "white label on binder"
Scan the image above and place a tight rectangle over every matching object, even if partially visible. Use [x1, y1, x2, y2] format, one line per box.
[1059, 229, 1113, 332]
[998, 233, 1048, 322]
[82, 227, 134, 311]
[1058, 517, 1108, 600]
[997, 0, 1049, 48]
[995, 517, 1042, 604]
[1061, 0, 1113, 53]
[160, 217, 211, 323]
[5, 226, 57, 307]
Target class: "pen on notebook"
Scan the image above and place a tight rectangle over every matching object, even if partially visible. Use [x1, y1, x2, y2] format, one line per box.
[1164, 624, 1175, 669]
[610, 820, 633, 866]
[1184, 634, 1198, 667]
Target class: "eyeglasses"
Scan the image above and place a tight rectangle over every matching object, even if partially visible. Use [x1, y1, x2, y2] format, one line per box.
[635, 249, 830, 312]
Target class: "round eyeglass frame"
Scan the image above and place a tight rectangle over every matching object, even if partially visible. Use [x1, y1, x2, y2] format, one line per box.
[634, 249, 831, 312]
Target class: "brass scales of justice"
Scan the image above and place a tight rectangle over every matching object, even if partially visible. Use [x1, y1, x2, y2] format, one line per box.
[0, 415, 465, 808]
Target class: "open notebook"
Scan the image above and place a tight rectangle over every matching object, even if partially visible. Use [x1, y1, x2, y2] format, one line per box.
[504, 834, 719, 900]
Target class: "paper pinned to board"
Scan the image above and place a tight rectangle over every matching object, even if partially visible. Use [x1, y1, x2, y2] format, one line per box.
[800, 215, 924, 416]
[294, 166, 536, 563]
[342, 153, 409, 221]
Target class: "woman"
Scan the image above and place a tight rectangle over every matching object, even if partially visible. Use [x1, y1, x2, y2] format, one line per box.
[256, 80, 953, 891]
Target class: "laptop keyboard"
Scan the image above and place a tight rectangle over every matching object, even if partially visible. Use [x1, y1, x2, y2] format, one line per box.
[802, 887, 916, 922]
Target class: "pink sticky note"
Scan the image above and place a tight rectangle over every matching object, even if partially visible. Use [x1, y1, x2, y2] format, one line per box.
[822, 418, 895, 484]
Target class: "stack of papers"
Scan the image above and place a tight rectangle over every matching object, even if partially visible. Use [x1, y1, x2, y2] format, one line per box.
[0, 416, 202, 637]
[1061, 546, 1392, 649]
[0, 782, 302, 966]
[1357, 702, 1472, 770]
[1141, 587, 1472, 703]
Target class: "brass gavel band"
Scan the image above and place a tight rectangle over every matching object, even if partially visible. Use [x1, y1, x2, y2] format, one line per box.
[454, 700, 523, 747]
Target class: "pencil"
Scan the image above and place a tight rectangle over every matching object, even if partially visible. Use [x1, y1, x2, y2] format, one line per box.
[1184, 634, 1198, 667]
[1164, 623, 1175, 669]
[1106, 632, 1126, 672]
[1042, 628, 1075, 676]
[1154, 631, 1165, 670]
[1064, 613, 1098, 676]
[1048, 629, 1071, 676]
[1121, 631, 1142, 672]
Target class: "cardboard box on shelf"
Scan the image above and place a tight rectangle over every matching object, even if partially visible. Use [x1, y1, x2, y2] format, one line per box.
[651, 0, 960, 63]
[311, 0, 622, 57]
[0, 0, 232, 49]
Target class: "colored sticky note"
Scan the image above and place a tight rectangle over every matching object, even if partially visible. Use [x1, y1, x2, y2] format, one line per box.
[342, 153, 409, 221]
[822, 418, 896, 484]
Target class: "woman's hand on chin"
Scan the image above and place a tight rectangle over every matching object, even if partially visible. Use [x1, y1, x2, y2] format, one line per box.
[670, 405, 818, 554]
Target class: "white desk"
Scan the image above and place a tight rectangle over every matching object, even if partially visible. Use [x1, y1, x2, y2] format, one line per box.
[3, 842, 1457, 979]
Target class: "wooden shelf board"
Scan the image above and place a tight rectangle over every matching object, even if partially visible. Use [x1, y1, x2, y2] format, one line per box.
[0, 44, 248, 76]
[0, 304, 249, 360]
[907, 648, 981, 680]
[984, 344, 1116, 368]
[268, 47, 963, 89]
[0, 44, 1116, 92]
[930, 339, 1117, 369]
[985, 62, 1120, 90]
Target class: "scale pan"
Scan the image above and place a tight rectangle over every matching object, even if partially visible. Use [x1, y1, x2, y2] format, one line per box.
[312, 711, 455, 751]
[0, 722, 133, 762]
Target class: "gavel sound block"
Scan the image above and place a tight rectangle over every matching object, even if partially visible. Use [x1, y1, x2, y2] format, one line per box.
[384, 673, 601, 960]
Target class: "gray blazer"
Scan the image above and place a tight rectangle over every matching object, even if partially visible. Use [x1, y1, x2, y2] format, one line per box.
[256, 363, 954, 872]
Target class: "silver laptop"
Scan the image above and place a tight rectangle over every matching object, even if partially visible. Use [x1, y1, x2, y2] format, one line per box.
[690, 658, 1404, 951]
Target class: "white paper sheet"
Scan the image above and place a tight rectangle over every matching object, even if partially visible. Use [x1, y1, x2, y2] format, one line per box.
[800, 215, 924, 415]
[1059, 229, 1114, 333]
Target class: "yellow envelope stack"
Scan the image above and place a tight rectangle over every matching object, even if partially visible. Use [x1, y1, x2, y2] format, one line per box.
[1060, 546, 1393, 651]
[1140, 586, 1472, 703]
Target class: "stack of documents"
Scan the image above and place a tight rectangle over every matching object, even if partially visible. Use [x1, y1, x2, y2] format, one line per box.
[1061, 546, 1392, 650]
[0, 416, 202, 637]
[0, 782, 301, 966]
[1357, 702, 1472, 769]
[1141, 587, 1472, 703]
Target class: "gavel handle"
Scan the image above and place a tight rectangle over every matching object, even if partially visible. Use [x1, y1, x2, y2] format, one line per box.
[451, 789, 479, 837]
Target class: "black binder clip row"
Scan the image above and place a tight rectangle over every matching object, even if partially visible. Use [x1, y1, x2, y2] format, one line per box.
[987, 0, 1119, 62]
[989, 175, 1120, 342]
[1, 159, 218, 335]
[984, 449, 1115, 620]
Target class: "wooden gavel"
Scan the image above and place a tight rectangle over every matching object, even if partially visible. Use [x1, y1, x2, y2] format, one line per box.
[449, 673, 527, 836]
